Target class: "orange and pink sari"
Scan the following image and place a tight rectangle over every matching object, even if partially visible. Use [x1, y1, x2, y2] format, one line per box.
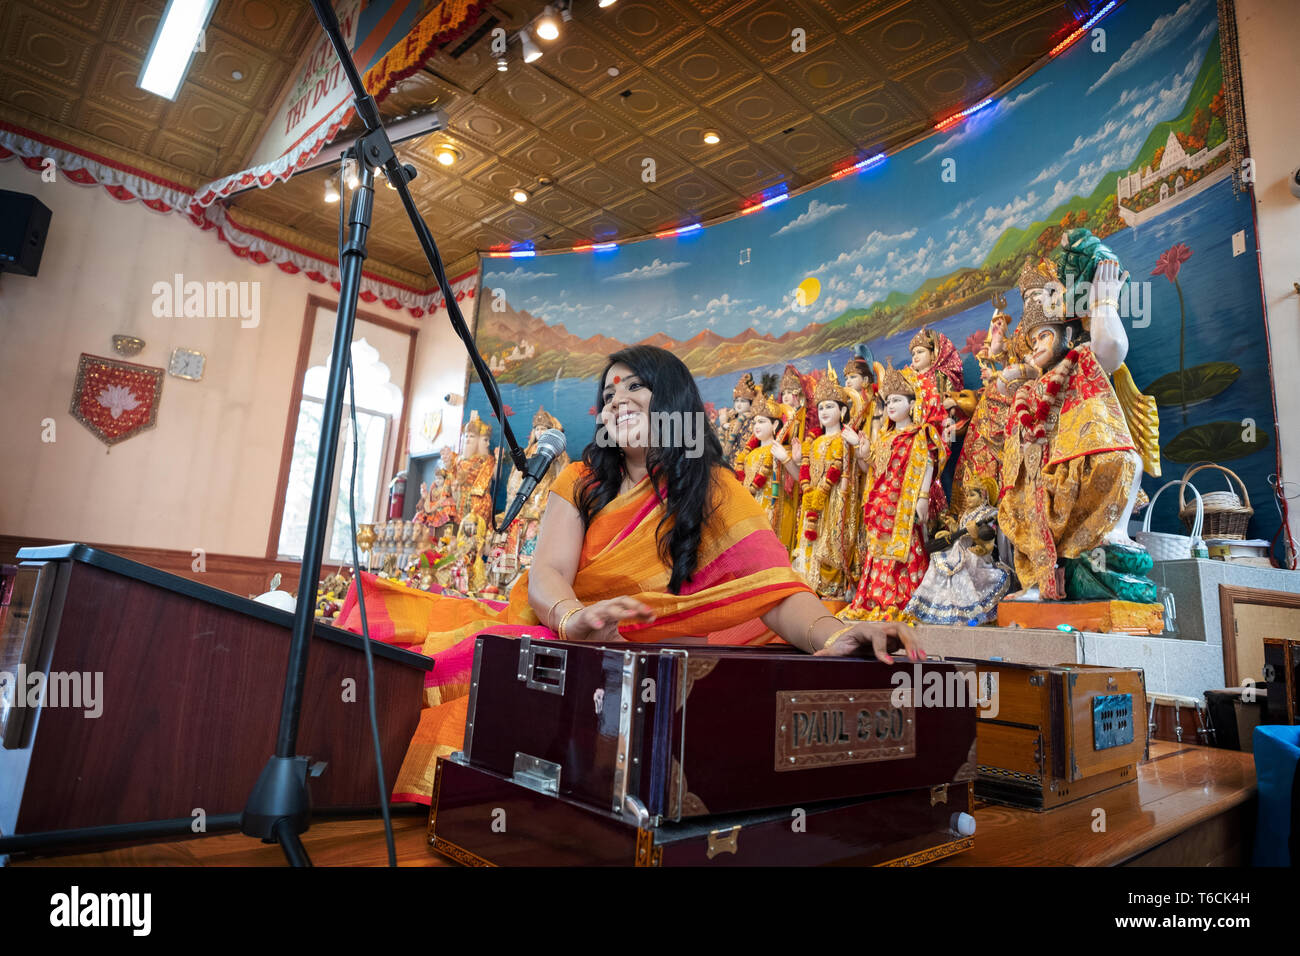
[336, 461, 811, 803]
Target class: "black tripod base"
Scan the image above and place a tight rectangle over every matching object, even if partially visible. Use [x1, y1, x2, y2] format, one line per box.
[241, 756, 312, 866]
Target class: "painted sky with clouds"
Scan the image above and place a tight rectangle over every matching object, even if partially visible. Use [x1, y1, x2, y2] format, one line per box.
[479, 0, 1218, 345]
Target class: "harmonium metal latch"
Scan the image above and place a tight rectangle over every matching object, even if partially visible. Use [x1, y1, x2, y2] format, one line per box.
[930, 783, 949, 806]
[707, 824, 741, 860]
[512, 752, 561, 796]
[516, 637, 568, 696]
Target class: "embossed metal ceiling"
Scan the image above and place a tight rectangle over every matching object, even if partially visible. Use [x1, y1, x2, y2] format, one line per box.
[0, 0, 1082, 284]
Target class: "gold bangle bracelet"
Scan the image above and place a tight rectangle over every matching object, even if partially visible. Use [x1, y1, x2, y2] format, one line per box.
[547, 597, 579, 630]
[1097, 297, 1119, 310]
[558, 606, 582, 641]
[804, 614, 839, 653]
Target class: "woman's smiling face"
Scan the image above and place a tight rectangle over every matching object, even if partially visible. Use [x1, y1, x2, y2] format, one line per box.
[600, 362, 652, 448]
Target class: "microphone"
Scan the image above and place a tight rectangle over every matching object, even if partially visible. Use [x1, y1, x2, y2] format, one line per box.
[499, 428, 567, 532]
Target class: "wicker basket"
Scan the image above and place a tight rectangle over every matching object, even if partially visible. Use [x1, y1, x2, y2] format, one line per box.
[1137, 480, 1203, 561]
[1179, 463, 1252, 540]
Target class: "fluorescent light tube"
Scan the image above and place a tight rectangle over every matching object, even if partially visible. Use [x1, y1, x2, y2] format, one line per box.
[138, 0, 218, 100]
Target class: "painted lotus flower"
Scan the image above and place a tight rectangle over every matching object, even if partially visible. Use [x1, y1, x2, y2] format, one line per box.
[1152, 243, 1195, 421]
[1151, 243, 1193, 282]
[961, 329, 987, 356]
[96, 384, 141, 419]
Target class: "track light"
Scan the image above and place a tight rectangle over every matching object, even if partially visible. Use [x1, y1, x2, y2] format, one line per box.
[599, 0, 617, 7]
[536, 6, 560, 40]
[703, 130, 720, 145]
[520, 29, 542, 63]
[324, 179, 340, 203]
[435, 145, 459, 166]
[512, 188, 530, 203]
[497, 58, 508, 72]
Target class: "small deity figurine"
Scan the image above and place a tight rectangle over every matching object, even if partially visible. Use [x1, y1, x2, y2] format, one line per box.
[909, 327, 976, 443]
[413, 468, 458, 539]
[719, 373, 758, 465]
[905, 488, 1012, 625]
[444, 412, 497, 553]
[500, 406, 568, 559]
[841, 364, 948, 621]
[947, 294, 1028, 517]
[785, 369, 856, 599]
[736, 393, 799, 548]
[436, 514, 488, 594]
[998, 252, 1160, 601]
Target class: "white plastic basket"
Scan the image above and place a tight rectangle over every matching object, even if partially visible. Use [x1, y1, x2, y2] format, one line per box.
[1136, 480, 1203, 561]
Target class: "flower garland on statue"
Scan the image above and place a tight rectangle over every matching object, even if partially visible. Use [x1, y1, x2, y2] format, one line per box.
[1010, 348, 1078, 443]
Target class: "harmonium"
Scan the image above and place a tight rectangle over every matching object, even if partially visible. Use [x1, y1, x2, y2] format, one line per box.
[428, 635, 979, 866]
[950, 659, 1148, 811]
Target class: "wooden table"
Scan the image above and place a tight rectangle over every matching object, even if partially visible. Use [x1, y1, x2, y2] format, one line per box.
[938, 740, 1258, 867]
[12, 742, 1254, 867]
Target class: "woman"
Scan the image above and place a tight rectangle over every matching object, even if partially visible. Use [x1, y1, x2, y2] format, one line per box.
[338, 346, 921, 803]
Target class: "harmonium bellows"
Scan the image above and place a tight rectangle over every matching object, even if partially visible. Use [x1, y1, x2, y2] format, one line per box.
[428, 635, 980, 866]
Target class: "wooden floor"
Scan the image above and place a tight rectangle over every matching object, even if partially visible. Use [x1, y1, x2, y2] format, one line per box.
[12, 741, 1255, 867]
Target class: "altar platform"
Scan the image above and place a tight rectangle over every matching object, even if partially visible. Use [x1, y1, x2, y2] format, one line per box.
[9, 741, 1254, 867]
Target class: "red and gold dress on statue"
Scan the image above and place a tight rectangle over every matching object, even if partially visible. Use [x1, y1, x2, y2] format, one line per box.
[843, 366, 948, 621]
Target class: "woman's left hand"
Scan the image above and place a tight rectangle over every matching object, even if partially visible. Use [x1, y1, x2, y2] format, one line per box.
[815, 621, 924, 663]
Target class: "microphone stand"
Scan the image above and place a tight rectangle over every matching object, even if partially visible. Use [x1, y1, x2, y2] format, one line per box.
[238, 0, 530, 865]
[0, 0, 529, 867]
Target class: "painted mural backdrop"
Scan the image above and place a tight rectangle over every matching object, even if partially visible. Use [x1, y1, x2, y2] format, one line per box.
[467, 0, 1280, 544]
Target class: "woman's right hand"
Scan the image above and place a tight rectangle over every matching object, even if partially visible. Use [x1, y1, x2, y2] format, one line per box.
[564, 597, 656, 642]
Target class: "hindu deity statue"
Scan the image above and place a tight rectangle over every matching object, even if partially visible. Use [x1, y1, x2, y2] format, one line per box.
[909, 327, 976, 444]
[841, 348, 884, 585]
[435, 513, 489, 594]
[413, 468, 459, 539]
[719, 373, 758, 466]
[736, 392, 799, 549]
[788, 370, 857, 599]
[841, 364, 948, 622]
[777, 364, 817, 449]
[947, 294, 1027, 517]
[443, 411, 496, 557]
[500, 406, 569, 564]
[998, 252, 1161, 601]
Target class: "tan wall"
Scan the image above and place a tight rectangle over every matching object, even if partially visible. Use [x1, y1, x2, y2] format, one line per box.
[0, 159, 469, 557]
[1236, 0, 1300, 549]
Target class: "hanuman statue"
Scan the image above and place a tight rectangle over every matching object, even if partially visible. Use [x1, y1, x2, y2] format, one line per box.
[998, 253, 1160, 600]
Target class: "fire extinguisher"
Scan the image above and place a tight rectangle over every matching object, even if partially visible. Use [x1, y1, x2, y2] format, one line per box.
[388, 470, 407, 519]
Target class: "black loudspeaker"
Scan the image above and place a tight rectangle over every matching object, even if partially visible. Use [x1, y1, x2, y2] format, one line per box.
[0, 189, 53, 277]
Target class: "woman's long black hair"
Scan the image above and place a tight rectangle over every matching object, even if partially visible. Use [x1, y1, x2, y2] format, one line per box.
[576, 345, 726, 594]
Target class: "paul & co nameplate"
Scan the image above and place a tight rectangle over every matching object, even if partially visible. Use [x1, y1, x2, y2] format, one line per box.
[775, 689, 915, 771]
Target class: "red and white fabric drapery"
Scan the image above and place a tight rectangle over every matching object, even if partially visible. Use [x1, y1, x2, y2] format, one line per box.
[0, 121, 477, 318]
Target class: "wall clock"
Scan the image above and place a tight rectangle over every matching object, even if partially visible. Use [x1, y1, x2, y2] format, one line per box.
[168, 347, 205, 381]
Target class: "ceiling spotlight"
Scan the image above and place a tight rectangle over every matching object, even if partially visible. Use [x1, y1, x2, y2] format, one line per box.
[496, 58, 508, 72]
[520, 28, 543, 63]
[536, 6, 560, 40]
[324, 180, 340, 203]
[512, 188, 530, 203]
[599, 0, 617, 7]
[435, 145, 459, 166]
[561, 4, 573, 23]
[703, 130, 720, 145]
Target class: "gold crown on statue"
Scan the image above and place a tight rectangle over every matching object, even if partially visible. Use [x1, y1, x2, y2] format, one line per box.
[1018, 256, 1069, 331]
[813, 364, 850, 407]
[463, 414, 493, 437]
[733, 372, 759, 401]
[753, 392, 784, 421]
[843, 356, 871, 380]
[908, 327, 937, 355]
[532, 406, 560, 430]
[879, 361, 916, 399]
[779, 366, 804, 400]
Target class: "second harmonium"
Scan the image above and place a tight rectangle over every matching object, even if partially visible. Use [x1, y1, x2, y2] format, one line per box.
[461, 635, 978, 821]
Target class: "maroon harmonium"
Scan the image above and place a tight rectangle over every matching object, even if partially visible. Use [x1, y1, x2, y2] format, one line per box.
[428, 634, 979, 865]
[464, 635, 978, 820]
